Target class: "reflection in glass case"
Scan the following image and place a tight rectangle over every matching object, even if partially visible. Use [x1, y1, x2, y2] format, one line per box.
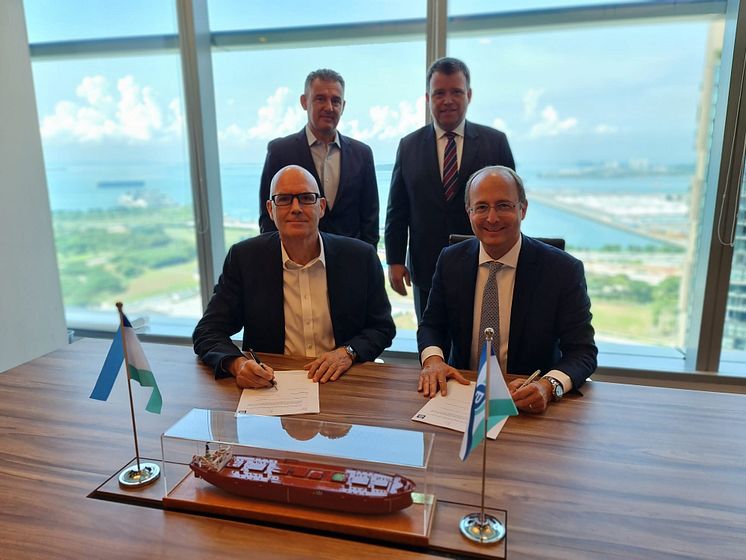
[162, 409, 435, 530]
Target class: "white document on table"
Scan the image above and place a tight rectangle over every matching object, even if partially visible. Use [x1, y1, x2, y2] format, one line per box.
[411, 380, 508, 439]
[236, 370, 319, 416]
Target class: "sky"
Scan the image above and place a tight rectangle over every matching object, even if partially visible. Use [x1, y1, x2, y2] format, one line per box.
[24, 1, 717, 169]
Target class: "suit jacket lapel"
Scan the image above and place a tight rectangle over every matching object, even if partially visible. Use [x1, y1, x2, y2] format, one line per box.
[265, 234, 286, 351]
[321, 234, 342, 345]
[334, 133, 350, 211]
[455, 239, 480, 363]
[422, 126, 444, 204]
[460, 120, 480, 177]
[510, 235, 539, 353]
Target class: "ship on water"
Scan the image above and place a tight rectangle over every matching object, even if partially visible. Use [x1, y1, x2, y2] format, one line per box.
[97, 179, 145, 189]
[189, 446, 416, 515]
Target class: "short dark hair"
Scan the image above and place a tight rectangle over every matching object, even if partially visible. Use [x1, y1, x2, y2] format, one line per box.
[304, 69, 345, 96]
[426, 57, 470, 90]
[464, 166, 526, 207]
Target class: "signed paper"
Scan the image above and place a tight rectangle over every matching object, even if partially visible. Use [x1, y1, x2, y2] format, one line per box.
[236, 370, 319, 416]
[412, 380, 508, 439]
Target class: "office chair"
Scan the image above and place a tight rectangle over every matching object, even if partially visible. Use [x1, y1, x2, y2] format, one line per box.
[448, 234, 565, 251]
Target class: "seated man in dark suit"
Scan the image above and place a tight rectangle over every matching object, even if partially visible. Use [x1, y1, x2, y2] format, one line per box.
[417, 166, 597, 413]
[194, 165, 395, 389]
[258, 68, 379, 248]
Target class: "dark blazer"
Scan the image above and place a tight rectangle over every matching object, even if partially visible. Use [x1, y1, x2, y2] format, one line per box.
[385, 121, 515, 290]
[258, 128, 380, 247]
[193, 232, 396, 377]
[417, 235, 597, 389]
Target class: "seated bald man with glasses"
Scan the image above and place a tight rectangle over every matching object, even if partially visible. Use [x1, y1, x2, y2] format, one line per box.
[194, 165, 395, 389]
[416, 165, 597, 414]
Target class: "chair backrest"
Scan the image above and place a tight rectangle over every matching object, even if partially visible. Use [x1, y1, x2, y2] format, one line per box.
[448, 234, 565, 251]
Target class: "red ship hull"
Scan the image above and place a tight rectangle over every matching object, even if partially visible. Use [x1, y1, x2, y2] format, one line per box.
[190, 453, 415, 515]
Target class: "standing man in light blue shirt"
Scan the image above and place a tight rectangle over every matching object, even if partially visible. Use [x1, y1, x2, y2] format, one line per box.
[259, 69, 380, 247]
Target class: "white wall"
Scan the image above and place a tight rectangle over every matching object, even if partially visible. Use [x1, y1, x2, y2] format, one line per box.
[0, 1, 68, 373]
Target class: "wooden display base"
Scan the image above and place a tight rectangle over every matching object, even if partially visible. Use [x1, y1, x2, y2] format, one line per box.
[91, 459, 506, 559]
[163, 470, 435, 547]
[90, 458, 165, 507]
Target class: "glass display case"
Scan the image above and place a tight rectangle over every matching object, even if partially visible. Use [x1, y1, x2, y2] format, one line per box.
[161, 409, 436, 544]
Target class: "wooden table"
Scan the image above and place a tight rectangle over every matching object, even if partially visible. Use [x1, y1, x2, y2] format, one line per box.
[1, 338, 745, 559]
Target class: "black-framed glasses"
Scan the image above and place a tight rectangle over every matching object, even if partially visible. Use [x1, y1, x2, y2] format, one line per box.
[270, 192, 321, 206]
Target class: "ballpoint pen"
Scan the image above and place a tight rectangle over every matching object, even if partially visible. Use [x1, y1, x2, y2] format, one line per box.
[519, 369, 541, 389]
[248, 348, 277, 390]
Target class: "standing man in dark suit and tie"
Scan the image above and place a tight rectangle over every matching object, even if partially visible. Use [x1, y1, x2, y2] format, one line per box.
[258, 69, 380, 248]
[195, 165, 395, 388]
[385, 57, 515, 321]
[417, 166, 597, 414]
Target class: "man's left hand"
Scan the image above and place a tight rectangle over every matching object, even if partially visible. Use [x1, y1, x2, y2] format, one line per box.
[509, 377, 553, 414]
[304, 348, 353, 383]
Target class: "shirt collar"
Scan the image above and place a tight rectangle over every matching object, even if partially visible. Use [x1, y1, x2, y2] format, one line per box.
[478, 235, 522, 268]
[433, 120, 466, 140]
[305, 124, 341, 149]
[281, 233, 327, 270]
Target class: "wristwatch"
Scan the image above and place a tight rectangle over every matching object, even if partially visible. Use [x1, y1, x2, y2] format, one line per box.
[342, 345, 358, 362]
[544, 376, 564, 401]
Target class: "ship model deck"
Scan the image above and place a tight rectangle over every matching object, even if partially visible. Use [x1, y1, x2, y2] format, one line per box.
[189, 447, 416, 515]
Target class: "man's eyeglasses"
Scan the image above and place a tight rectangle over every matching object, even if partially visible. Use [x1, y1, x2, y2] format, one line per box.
[270, 192, 321, 206]
[468, 202, 522, 216]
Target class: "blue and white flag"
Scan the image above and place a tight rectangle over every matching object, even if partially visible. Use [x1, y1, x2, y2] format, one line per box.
[90, 313, 162, 414]
[459, 343, 518, 460]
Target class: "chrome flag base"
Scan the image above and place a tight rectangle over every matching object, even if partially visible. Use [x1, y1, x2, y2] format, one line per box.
[118, 461, 160, 488]
[459, 512, 505, 544]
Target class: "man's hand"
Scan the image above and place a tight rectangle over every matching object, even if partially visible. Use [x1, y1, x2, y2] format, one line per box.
[509, 377, 552, 414]
[305, 348, 353, 383]
[228, 356, 275, 389]
[388, 264, 411, 296]
[418, 356, 469, 398]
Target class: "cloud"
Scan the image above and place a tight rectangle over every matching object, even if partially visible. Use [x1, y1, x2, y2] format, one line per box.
[116, 76, 162, 141]
[247, 87, 305, 140]
[40, 75, 180, 143]
[219, 87, 305, 143]
[492, 117, 512, 138]
[527, 105, 577, 139]
[523, 88, 543, 119]
[220, 90, 426, 145]
[339, 96, 425, 141]
[594, 123, 618, 135]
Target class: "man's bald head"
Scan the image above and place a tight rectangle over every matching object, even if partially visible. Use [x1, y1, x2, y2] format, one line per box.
[269, 165, 320, 197]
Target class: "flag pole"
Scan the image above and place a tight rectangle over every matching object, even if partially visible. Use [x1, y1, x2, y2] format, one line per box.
[480, 328, 493, 531]
[115, 302, 160, 488]
[117, 302, 142, 475]
[458, 327, 506, 544]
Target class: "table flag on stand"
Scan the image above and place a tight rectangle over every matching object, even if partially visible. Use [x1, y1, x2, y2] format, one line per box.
[90, 303, 163, 488]
[459, 342, 517, 461]
[90, 310, 162, 414]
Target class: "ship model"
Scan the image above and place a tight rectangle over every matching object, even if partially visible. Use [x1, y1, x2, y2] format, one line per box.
[189, 446, 416, 515]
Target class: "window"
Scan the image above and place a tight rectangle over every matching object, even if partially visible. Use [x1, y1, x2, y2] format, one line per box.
[209, 4, 427, 350]
[26, 3, 198, 335]
[23, 0, 746, 379]
[448, 2, 725, 363]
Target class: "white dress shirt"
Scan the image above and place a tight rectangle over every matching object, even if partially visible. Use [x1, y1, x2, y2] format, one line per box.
[306, 125, 341, 209]
[281, 235, 335, 357]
